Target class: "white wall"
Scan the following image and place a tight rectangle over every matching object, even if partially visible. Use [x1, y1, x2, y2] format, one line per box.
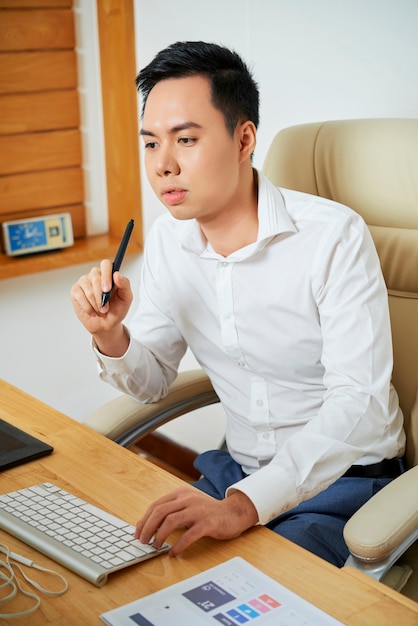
[1, 0, 417, 452]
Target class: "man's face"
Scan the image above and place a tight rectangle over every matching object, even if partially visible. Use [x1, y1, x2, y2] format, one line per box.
[141, 75, 247, 225]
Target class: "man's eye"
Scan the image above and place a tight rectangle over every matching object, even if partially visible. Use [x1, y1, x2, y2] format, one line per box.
[179, 137, 196, 145]
[144, 141, 157, 149]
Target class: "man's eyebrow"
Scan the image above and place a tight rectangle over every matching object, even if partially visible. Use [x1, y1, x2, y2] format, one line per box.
[140, 122, 203, 136]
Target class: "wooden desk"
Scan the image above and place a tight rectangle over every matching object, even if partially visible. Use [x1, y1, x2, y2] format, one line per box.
[1, 379, 417, 625]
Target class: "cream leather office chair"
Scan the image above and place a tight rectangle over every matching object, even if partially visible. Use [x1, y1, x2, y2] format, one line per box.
[85, 118, 418, 599]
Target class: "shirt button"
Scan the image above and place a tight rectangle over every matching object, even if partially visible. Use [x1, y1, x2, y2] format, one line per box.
[237, 360, 245, 367]
[263, 432, 271, 440]
[256, 399, 264, 407]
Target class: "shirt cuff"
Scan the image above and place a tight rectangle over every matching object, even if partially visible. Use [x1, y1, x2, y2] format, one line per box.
[92, 328, 140, 375]
[226, 463, 299, 525]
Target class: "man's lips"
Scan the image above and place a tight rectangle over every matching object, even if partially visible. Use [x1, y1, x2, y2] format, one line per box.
[161, 188, 187, 206]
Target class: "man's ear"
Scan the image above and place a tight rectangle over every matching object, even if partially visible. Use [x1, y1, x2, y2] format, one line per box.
[238, 120, 257, 162]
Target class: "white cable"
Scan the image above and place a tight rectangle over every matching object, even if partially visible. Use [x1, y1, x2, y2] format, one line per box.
[0, 543, 68, 619]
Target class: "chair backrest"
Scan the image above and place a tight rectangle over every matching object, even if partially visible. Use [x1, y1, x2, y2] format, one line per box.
[263, 119, 418, 468]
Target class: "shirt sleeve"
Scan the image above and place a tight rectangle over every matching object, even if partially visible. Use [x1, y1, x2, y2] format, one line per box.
[93, 222, 188, 402]
[227, 211, 404, 525]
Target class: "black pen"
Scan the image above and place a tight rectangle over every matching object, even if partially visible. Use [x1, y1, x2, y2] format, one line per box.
[101, 219, 135, 307]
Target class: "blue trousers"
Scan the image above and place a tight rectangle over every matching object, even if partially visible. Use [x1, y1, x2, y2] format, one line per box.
[192, 449, 394, 567]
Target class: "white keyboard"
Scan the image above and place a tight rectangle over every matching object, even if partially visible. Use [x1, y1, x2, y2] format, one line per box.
[0, 482, 169, 586]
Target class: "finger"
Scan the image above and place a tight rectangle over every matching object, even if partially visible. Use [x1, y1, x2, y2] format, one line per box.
[167, 521, 208, 557]
[136, 498, 187, 546]
[112, 272, 133, 307]
[151, 509, 191, 549]
[135, 488, 197, 544]
[147, 493, 215, 550]
[100, 259, 113, 294]
[71, 269, 102, 315]
[155, 501, 227, 555]
[91, 266, 106, 310]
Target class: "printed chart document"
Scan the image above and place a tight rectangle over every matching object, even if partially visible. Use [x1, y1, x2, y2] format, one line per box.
[100, 557, 343, 625]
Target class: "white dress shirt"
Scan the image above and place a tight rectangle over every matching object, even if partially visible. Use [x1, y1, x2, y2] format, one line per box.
[95, 171, 405, 525]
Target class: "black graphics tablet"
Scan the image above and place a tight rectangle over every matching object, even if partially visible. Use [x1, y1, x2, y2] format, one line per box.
[0, 419, 53, 471]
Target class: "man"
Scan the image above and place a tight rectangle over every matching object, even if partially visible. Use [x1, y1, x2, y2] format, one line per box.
[71, 41, 405, 567]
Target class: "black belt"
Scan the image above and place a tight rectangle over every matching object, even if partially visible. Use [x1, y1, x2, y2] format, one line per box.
[343, 457, 404, 478]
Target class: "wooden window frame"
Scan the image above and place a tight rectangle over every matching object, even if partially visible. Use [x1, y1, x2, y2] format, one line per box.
[0, 0, 142, 279]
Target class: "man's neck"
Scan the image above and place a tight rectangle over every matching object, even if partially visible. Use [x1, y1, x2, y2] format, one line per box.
[199, 168, 259, 257]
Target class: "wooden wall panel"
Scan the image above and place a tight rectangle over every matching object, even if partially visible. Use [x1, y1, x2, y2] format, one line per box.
[0, 51, 77, 93]
[0, 129, 81, 175]
[0, 9, 74, 51]
[0, 91, 80, 134]
[0, 168, 84, 213]
[0, 2, 71, 7]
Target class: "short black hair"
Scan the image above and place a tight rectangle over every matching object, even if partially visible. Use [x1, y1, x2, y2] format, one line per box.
[136, 41, 259, 135]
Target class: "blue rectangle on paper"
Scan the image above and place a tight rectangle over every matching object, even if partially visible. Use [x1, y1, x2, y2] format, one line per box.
[238, 603, 260, 618]
[129, 613, 155, 626]
[226, 608, 249, 623]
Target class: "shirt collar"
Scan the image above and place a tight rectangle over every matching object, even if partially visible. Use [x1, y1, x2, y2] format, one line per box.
[181, 169, 296, 259]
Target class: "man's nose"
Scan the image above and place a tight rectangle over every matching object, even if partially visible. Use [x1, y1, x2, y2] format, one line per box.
[156, 147, 180, 177]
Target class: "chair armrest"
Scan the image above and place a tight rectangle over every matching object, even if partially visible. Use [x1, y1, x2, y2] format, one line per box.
[343, 465, 418, 579]
[84, 370, 219, 447]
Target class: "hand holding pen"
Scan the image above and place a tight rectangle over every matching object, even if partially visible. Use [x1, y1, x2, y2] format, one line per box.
[101, 219, 135, 307]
